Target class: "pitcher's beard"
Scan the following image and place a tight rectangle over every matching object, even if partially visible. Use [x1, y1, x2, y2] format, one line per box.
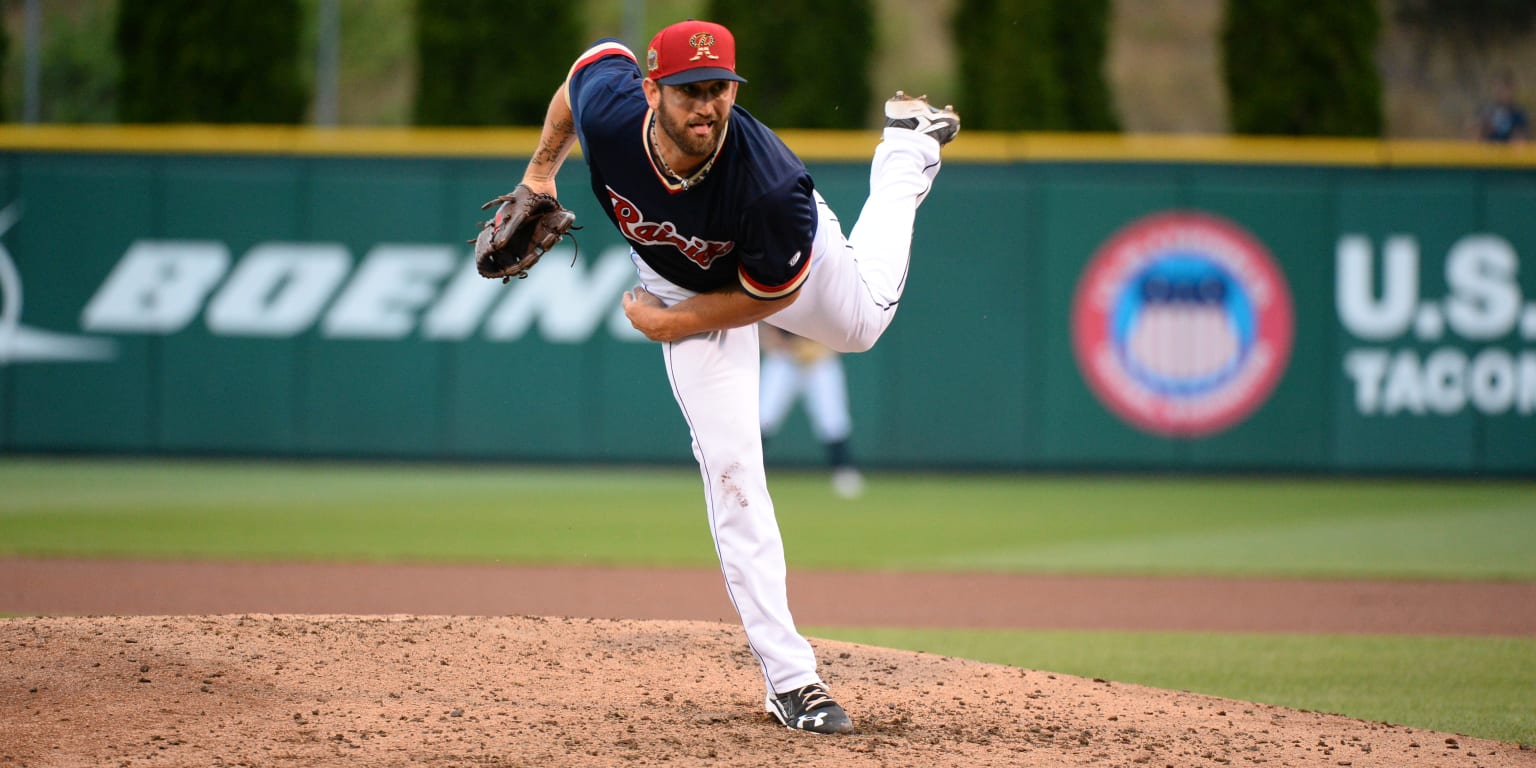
[657, 109, 725, 159]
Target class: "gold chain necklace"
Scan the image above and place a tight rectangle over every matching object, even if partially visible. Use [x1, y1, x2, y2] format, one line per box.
[649, 112, 721, 191]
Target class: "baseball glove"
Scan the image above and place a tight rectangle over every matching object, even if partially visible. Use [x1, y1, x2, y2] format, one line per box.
[473, 184, 578, 282]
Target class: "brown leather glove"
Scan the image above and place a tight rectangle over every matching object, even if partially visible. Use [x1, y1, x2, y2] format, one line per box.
[473, 184, 577, 283]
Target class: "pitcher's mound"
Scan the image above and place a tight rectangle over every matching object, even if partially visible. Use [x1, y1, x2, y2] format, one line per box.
[2, 615, 1526, 767]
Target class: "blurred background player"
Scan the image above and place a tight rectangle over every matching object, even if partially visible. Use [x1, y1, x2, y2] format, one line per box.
[758, 324, 864, 499]
[1470, 70, 1530, 143]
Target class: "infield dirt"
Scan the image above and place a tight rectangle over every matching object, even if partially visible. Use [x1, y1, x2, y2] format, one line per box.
[2, 561, 1534, 767]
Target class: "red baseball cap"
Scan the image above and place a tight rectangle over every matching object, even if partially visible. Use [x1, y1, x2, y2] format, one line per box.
[646, 20, 748, 86]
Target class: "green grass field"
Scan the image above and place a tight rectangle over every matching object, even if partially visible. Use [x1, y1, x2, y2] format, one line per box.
[809, 628, 1536, 748]
[2, 457, 1533, 744]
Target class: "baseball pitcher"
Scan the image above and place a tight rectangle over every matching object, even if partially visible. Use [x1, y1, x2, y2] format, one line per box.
[473, 19, 958, 735]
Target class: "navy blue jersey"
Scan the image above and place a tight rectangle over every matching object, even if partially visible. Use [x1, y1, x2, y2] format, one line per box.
[567, 40, 816, 299]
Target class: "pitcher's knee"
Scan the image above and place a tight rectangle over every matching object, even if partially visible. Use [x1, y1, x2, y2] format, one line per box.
[827, 330, 880, 354]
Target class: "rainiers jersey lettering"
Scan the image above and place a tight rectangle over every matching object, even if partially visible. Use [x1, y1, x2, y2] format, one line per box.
[567, 40, 817, 299]
[608, 188, 735, 269]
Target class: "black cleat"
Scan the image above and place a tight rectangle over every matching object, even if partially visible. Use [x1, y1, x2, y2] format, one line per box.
[766, 682, 854, 734]
[885, 91, 961, 146]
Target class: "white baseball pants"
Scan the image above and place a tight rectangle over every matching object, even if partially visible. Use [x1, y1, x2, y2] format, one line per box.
[632, 128, 942, 696]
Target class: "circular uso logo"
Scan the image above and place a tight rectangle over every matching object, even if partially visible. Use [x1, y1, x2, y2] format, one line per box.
[1070, 211, 1294, 438]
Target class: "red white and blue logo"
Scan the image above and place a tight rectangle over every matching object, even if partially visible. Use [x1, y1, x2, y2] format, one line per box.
[1071, 211, 1294, 438]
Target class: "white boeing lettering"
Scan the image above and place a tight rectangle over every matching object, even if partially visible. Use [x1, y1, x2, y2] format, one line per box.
[1444, 235, 1521, 340]
[424, 247, 642, 343]
[205, 244, 350, 337]
[1336, 234, 1417, 340]
[81, 239, 647, 343]
[485, 246, 641, 343]
[81, 241, 229, 333]
[422, 256, 504, 340]
[321, 245, 457, 338]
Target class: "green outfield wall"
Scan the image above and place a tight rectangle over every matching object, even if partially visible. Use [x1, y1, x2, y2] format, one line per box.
[0, 127, 1532, 474]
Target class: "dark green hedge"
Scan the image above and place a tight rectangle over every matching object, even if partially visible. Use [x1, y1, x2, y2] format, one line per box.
[1222, 0, 1383, 137]
[704, 0, 875, 129]
[952, 0, 1119, 131]
[413, 0, 582, 126]
[116, 0, 307, 123]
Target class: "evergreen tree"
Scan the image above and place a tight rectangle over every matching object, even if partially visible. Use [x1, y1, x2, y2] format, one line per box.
[116, 0, 307, 123]
[1222, 0, 1383, 136]
[952, 0, 1118, 131]
[1053, 0, 1119, 132]
[414, 0, 582, 126]
[706, 0, 876, 129]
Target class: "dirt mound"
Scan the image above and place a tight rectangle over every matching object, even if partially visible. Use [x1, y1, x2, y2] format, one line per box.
[3, 615, 1527, 767]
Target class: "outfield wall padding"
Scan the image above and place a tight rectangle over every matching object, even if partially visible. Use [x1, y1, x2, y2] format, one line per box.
[0, 130, 1531, 474]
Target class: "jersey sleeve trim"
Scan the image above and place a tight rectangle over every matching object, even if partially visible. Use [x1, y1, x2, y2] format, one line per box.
[739, 252, 811, 300]
[568, 41, 637, 82]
